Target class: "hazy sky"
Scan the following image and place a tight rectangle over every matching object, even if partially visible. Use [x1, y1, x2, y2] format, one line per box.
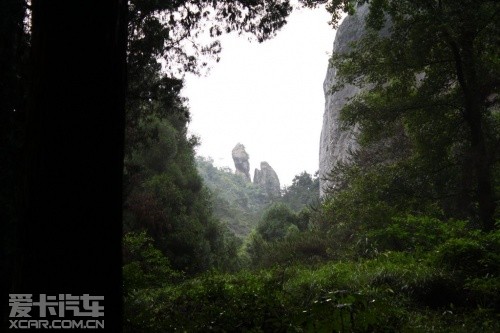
[183, 5, 338, 187]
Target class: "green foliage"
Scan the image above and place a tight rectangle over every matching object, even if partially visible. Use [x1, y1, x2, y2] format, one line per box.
[465, 276, 500, 310]
[242, 203, 326, 267]
[434, 229, 500, 279]
[123, 231, 182, 292]
[123, 250, 500, 332]
[123, 64, 243, 276]
[365, 216, 468, 254]
[324, 0, 500, 229]
[257, 203, 301, 241]
[123, 263, 394, 332]
[242, 230, 267, 267]
[318, 161, 447, 255]
[124, 116, 229, 273]
[261, 231, 333, 268]
[279, 171, 320, 212]
[285, 224, 300, 239]
[123, 210, 500, 331]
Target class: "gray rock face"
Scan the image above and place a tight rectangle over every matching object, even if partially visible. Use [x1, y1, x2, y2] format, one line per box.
[254, 162, 281, 198]
[319, 4, 370, 196]
[232, 143, 251, 181]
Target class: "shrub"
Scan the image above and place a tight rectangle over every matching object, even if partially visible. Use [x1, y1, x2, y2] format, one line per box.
[259, 231, 333, 268]
[434, 229, 500, 278]
[123, 231, 182, 292]
[364, 216, 467, 254]
[257, 203, 299, 241]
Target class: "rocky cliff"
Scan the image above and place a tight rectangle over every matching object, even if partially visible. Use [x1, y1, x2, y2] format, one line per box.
[232, 143, 251, 182]
[319, 4, 370, 196]
[254, 162, 281, 199]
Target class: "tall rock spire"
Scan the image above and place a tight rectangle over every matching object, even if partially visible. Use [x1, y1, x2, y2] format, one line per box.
[254, 162, 281, 199]
[232, 143, 251, 182]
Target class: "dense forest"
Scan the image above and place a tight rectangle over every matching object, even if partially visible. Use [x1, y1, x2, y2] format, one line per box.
[1, 0, 499, 332]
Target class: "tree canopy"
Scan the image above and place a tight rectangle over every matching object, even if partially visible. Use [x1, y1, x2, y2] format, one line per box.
[322, 0, 500, 230]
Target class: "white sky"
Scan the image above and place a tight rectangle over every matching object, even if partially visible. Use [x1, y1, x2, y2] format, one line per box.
[183, 5, 338, 187]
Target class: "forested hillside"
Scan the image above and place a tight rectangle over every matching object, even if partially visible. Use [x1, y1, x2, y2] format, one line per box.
[196, 156, 319, 237]
[196, 156, 270, 237]
[2, 0, 498, 332]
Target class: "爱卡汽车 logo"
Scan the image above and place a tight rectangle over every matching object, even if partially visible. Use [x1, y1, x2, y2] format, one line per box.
[8, 294, 104, 330]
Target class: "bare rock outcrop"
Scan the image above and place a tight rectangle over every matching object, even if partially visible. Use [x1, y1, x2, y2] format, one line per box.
[232, 143, 251, 182]
[319, 4, 370, 196]
[232, 143, 281, 198]
[254, 162, 281, 199]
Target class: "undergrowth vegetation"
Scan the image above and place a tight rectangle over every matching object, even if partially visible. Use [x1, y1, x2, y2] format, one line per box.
[123, 217, 500, 332]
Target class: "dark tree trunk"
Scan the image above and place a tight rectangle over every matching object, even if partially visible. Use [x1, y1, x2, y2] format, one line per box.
[464, 81, 496, 231]
[1, 0, 28, 327]
[455, 37, 496, 231]
[15, 1, 127, 331]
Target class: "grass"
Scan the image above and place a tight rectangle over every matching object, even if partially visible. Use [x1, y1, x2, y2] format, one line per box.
[124, 250, 500, 332]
